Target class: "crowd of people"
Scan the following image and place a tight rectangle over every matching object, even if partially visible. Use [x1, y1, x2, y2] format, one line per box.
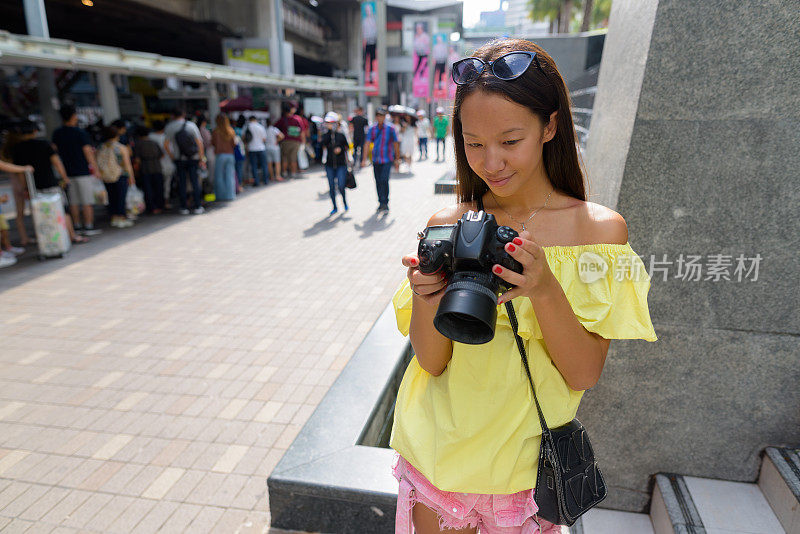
[0, 99, 452, 267]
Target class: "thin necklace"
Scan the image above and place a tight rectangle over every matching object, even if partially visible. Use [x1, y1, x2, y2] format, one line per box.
[489, 188, 554, 231]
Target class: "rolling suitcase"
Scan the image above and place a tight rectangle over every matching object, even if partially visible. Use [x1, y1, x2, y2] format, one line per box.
[25, 171, 71, 260]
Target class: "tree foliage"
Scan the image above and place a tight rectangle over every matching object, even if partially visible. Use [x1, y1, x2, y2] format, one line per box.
[527, 0, 612, 33]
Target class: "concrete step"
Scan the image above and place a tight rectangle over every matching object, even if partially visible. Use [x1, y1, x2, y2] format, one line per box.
[759, 447, 800, 533]
[651, 472, 786, 533]
[569, 508, 655, 533]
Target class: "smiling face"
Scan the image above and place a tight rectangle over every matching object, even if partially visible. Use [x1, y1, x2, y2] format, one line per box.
[459, 89, 557, 198]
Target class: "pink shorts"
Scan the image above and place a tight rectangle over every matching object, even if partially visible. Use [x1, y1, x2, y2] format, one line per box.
[392, 454, 562, 533]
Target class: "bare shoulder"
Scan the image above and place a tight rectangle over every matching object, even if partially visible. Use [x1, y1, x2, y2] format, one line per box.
[427, 201, 479, 226]
[576, 201, 628, 245]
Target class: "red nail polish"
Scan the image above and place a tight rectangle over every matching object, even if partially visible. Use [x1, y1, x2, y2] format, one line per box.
[411, 259, 418, 266]
[493, 265, 502, 274]
[507, 244, 516, 252]
[513, 237, 523, 246]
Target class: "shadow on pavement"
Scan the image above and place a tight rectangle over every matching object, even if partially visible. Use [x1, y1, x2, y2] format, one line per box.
[302, 212, 352, 238]
[353, 211, 395, 239]
[0, 193, 242, 295]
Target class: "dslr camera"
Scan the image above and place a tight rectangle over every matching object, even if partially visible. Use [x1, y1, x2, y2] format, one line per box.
[417, 210, 523, 344]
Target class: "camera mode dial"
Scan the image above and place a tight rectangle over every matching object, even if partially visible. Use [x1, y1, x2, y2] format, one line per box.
[419, 243, 433, 266]
[496, 226, 517, 244]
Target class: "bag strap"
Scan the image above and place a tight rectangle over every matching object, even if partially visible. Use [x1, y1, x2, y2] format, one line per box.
[505, 301, 551, 436]
[479, 196, 551, 435]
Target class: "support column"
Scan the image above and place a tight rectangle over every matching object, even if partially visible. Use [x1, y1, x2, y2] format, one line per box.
[23, 0, 59, 136]
[347, 5, 366, 108]
[207, 83, 220, 122]
[583, 0, 800, 512]
[97, 71, 120, 123]
[269, 98, 282, 123]
[255, 0, 285, 76]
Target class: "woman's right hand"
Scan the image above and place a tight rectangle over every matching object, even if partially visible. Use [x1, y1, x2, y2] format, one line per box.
[402, 254, 447, 307]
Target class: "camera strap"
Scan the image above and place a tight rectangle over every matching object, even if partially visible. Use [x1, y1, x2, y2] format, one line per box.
[505, 301, 550, 436]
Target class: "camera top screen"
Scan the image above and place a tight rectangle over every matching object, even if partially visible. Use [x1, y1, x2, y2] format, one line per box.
[427, 226, 454, 240]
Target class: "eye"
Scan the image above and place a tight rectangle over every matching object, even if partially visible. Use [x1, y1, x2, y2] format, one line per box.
[503, 139, 521, 145]
[466, 142, 483, 148]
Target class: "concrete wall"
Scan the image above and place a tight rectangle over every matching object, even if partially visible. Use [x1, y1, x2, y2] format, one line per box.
[462, 31, 605, 87]
[529, 32, 605, 86]
[582, 0, 800, 512]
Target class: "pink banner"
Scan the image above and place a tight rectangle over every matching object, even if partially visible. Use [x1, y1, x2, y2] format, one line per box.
[412, 21, 431, 99]
[432, 32, 448, 100]
[362, 1, 379, 96]
[411, 21, 431, 98]
[448, 45, 460, 99]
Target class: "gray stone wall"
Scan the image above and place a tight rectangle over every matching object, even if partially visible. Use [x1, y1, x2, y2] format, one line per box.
[529, 33, 600, 86]
[463, 32, 604, 87]
[583, 0, 800, 512]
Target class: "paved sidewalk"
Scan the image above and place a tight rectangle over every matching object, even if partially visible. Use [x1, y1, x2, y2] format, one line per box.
[0, 155, 452, 533]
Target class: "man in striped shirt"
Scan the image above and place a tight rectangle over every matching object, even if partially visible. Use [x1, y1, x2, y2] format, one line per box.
[363, 107, 399, 212]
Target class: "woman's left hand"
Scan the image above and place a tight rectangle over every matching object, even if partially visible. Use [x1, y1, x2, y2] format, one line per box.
[493, 230, 558, 305]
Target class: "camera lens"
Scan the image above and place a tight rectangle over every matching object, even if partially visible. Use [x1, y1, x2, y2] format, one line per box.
[433, 271, 500, 344]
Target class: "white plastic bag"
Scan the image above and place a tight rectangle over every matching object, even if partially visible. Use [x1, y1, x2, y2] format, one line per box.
[126, 185, 145, 217]
[92, 177, 108, 206]
[297, 144, 309, 170]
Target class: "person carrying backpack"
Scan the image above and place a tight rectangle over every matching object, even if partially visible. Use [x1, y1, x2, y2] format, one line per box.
[164, 108, 206, 215]
[96, 125, 135, 228]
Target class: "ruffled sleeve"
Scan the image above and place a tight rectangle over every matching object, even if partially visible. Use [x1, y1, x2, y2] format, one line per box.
[392, 278, 414, 336]
[545, 243, 657, 341]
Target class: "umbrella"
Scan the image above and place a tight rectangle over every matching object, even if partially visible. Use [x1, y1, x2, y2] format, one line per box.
[219, 95, 269, 112]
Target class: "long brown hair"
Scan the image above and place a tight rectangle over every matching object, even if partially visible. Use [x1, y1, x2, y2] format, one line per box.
[214, 114, 235, 142]
[452, 38, 586, 203]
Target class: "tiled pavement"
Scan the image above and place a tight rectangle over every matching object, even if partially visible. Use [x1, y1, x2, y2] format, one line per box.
[0, 154, 453, 533]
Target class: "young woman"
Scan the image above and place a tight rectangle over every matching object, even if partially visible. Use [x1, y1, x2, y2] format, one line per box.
[391, 38, 657, 533]
[211, 114, 237, 201]
[320, 112, 350, 215]
[399, 116, 417, 173]
[97, 126, 135, 228]
[264, 119, 285, 183]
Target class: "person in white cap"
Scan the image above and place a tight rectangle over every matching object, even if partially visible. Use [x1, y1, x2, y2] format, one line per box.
[433, 106, 449, 162]
[415, 110, 430, 161]
[320, 112, 350, 215]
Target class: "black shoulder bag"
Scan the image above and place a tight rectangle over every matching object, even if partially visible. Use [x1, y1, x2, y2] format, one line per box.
[505, 301, 607, 526]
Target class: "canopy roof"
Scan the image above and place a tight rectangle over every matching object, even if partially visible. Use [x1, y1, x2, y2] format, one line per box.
[0, 31, 365, 94]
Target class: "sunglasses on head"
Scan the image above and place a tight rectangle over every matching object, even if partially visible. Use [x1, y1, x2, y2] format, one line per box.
[451, 51, 545, 85]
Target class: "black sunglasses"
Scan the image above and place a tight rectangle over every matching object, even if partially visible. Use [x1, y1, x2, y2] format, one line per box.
[451, 51, 545, 85]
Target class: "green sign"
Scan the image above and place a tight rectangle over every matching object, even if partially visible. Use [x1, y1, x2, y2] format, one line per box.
[226, 48, 270, 67]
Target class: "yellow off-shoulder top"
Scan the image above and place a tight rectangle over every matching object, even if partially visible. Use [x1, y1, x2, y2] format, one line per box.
[390, 242, 657, 495]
